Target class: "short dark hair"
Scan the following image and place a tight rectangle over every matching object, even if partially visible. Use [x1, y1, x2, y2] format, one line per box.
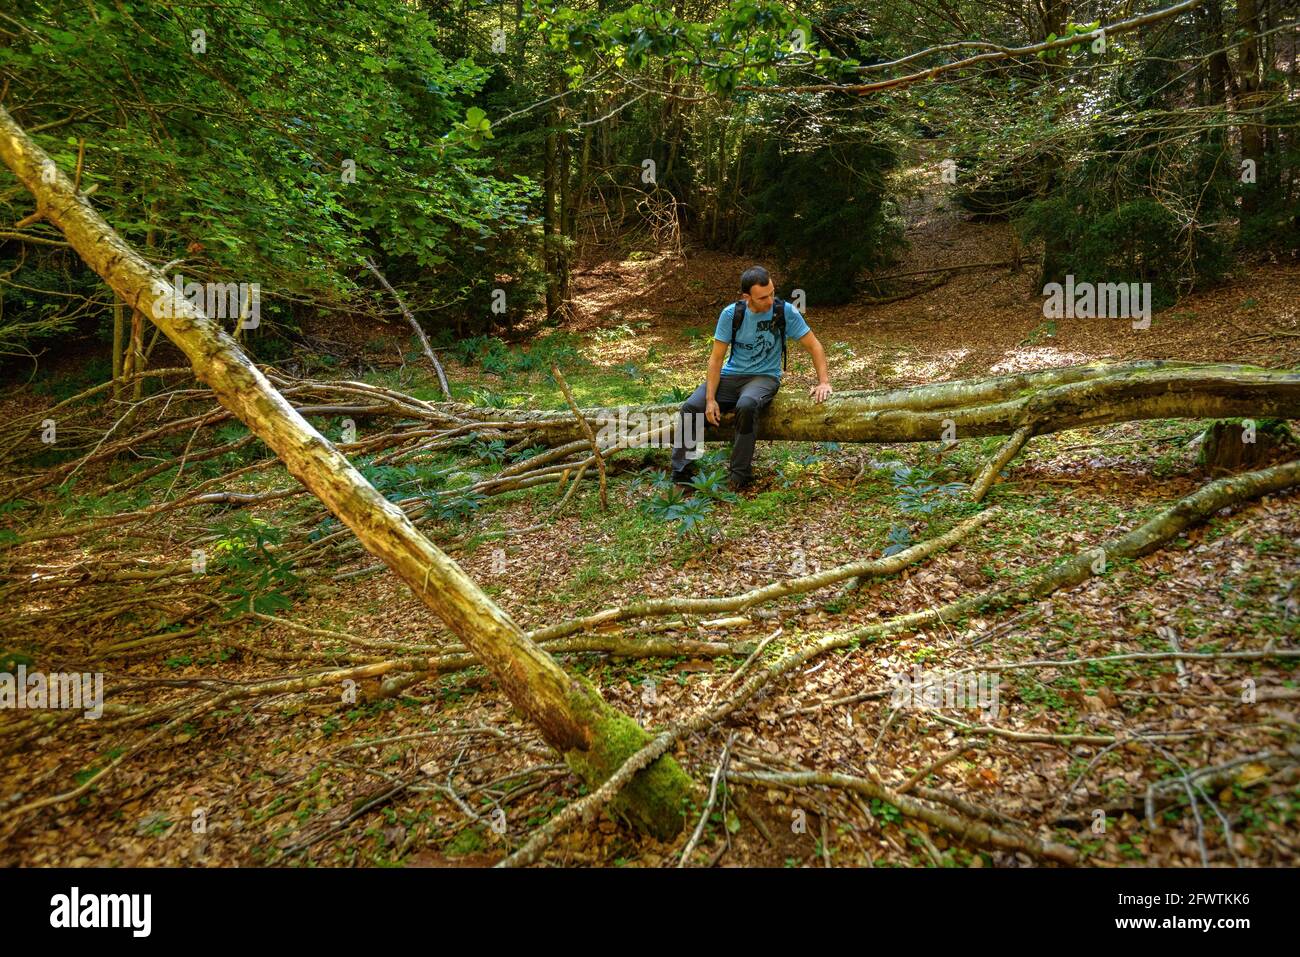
[740, 265, 771, 295]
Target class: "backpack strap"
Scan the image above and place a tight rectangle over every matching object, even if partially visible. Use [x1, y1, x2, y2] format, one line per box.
[728, 300, 746, 360]
[774, 297, 787, 371]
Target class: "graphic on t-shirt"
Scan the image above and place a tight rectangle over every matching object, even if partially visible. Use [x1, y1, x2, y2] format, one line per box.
[734, 318, 778, 368]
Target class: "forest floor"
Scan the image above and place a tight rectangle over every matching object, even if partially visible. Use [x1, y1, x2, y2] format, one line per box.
[2, 159, 1298, 868]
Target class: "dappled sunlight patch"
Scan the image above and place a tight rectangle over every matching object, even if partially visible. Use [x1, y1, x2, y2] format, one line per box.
[886, 348, 973, 384]
[989, 347, 1101, 375]
[817, 341, 878, 383]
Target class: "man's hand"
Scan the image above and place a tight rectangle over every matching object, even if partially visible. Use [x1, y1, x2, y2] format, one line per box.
[706, 398, 721, 425]
[796, 332, 833, 404]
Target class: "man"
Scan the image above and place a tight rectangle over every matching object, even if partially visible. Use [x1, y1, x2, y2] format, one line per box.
[671, 265, 833, 492]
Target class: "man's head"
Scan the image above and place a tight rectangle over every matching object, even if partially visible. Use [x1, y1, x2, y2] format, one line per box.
[740, 265, 774, 312]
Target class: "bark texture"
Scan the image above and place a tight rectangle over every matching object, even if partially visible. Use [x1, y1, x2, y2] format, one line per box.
[460, 361, 1300, 447]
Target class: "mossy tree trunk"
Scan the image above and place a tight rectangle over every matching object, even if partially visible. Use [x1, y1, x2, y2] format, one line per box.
[0, 104, 695, 841]
[463, 361, 1300, 447]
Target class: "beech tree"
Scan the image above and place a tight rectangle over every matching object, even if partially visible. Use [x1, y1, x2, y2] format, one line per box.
[0, 103, 698, 840]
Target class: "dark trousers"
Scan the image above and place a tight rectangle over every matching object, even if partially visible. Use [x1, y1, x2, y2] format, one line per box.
[671, 374, 780, 482]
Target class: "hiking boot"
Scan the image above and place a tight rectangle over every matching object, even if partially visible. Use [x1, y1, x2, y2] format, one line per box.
[727, 475, 752, 493]
[671, 466, 697, 488]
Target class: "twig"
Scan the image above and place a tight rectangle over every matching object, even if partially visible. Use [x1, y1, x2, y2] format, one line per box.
[361, 257, 451, 399]
[550, 362, 607, 509]
[898, 739, 984, 795]
[970, 426, 1032, 502]
[707, 627, 781, 705]
[679, 733, 734, 867]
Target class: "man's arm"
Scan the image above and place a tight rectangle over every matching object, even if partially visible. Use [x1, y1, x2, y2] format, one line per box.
[705, 339, 728, 424]
[797, 330, 833, 403]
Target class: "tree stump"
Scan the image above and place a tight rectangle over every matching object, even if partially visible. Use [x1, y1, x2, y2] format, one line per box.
[1197, 419, 1295, 475]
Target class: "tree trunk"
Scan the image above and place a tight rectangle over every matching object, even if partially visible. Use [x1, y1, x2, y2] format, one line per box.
[1202, 0, 1234, 107]
[514, 0, 525, 74]
[1236, 0, 1263, 214]
[111, 297, 125, 388]
[128, 308, 144, 401]
[557, 93, 572, 310]
[573, 118, 592, 256]
[1039, 0, 1072, 67]
[710, 114, 730, 245]
[542, 96, 560, 325]
[464, 361, 1300, 446]
[0, 104, 695, 841]
[726, 103, 749, 246]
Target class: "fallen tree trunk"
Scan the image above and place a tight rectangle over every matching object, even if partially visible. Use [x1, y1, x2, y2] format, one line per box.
[12, 358, 1294, 518]
[726, 768, 1078, 865]
[462, 361, 1300, 447]
[0, 105, 695, 839]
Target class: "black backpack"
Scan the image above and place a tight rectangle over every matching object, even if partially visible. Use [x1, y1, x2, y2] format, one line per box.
[729, 297, 787, 372]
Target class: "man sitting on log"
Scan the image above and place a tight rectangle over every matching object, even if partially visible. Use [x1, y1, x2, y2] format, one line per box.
[671, 265, 833, 492]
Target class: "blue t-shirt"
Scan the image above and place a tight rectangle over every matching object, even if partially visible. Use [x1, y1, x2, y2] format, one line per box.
[714, 300, 811, 379]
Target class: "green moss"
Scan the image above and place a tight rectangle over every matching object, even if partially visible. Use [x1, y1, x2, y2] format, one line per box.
[561, 676, 699, 841]
[446, 827, 486, 856]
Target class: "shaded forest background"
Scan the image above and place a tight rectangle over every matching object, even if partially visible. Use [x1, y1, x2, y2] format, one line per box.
[2, 0, 1297, 381]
